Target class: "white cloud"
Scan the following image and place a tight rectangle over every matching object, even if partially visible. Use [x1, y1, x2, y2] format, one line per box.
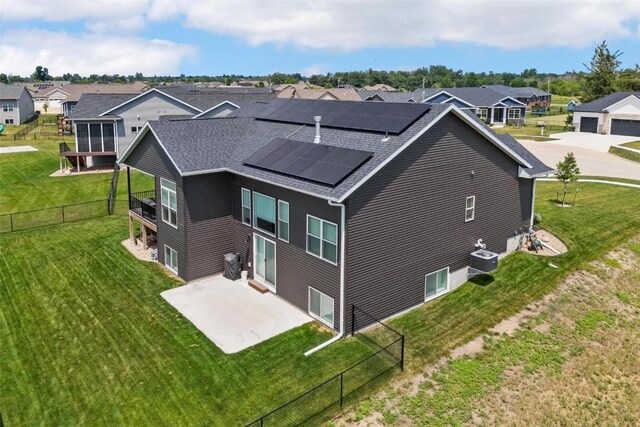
[0, 30, 197, 76]
[174, 0, 640, 50]
[303, 64, 328, 76]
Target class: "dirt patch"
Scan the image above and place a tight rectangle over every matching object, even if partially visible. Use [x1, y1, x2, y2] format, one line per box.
[518, 228, 568, 257]
[121, 239, 156, 262]
[50, 166, 114, 177]
[450, 336, 484, 358]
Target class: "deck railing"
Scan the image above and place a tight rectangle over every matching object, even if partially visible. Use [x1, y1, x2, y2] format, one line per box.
[129, 190, 156, 223]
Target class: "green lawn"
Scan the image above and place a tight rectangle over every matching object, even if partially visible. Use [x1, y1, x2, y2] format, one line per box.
[492, 124, 563, 140]
[0, 137, 152, 214]
[551, 95, 575, 105]
[0, 216, 373, 426]
[608, 145, 640, 163]
[621, 139, 640, 150]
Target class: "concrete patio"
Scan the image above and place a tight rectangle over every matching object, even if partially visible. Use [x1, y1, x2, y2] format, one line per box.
[161, 274, 312, 353]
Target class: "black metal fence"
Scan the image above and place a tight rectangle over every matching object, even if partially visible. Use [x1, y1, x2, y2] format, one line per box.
[0, 199, 129, 233]
[246, 305, 404, 427]
[129, 190, 157, 222]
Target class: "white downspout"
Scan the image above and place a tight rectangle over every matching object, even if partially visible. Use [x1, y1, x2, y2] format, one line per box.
[529, 178, 537, 230]
[304, 199, 346, 356]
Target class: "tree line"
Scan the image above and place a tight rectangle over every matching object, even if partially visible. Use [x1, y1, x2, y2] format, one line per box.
[2, 42, 638, 101]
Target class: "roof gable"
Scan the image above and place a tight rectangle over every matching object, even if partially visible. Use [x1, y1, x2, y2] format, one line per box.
[101, 88, 202, 116]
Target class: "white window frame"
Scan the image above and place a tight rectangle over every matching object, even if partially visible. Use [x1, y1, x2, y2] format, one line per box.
[465, 196, 475, 222]
[278, 200, 289, 243]
[508, 108, 521, 119]
[476, 108, 488, 119]
[252, 191, 277, 236]
[130, 126, 142, 133]
[5, 119, 14, 125]
[306, 215, 338, 265]
[2, 104, 14, 112]
[308, 287, 335, 328]
[425, 267, 449, 302]
[161, 178, 178, 228]
[164, 245, 178, 274]
[241, 188, 251, 226]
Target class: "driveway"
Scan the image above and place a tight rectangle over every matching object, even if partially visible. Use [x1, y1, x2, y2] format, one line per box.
[519, 139, 640, 181]
[161, 274, 312, 353]
[546, 132, 638, 153]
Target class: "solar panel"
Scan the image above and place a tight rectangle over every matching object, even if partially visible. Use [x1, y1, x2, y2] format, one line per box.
[255, 99, 431, 134]
[244, 138, 373, 186]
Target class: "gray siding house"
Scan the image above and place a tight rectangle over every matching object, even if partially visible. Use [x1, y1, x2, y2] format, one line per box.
[69, 86, 275, 167]
[120, 99, 551, 335]
[0, 85, 35, 125]
[572, 92, 640, 136]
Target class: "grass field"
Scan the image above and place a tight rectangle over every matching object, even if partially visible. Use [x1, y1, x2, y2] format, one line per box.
[621, 139, 640, 150]
[493, 123, 563, 139]
[3, 181, 640, 425]
[608, 145, 640, 163]
[0, 137, 152, 214]
[0, 216, 373, 426]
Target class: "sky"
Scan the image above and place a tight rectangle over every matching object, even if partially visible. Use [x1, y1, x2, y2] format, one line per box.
[1, 0, 639, 78]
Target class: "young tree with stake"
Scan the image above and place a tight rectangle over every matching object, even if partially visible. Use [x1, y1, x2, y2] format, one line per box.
[556, 152, 580, 206]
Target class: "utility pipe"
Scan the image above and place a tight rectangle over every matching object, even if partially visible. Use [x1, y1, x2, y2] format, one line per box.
[304, 199, 346, 356]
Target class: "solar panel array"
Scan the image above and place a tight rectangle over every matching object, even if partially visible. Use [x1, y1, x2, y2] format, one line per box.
[243, 137, 373, 186]
[255, 99, 431, 134]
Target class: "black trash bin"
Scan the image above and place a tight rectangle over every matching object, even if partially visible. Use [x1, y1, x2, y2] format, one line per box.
[223, 253, 241, 280]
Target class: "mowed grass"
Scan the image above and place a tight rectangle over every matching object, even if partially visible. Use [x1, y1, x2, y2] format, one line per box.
[493, 124, 563, 140]
[621, 139, 640, 150]
[0, 137, 152, 214]
[608, 145, 640, 163]
[386, 181, 640, 368]
[0, 216, 372, 426]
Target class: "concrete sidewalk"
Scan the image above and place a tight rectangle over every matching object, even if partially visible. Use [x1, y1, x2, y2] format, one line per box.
[162, 274, 312, 353]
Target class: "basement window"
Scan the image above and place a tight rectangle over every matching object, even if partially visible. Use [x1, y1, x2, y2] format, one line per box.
[164, 245, 178, 274]
[309, 287, 334, 328]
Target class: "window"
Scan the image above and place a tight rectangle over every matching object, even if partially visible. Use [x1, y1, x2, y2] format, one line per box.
[278, 200, 289, 242]
[241, 188, 251, 226]
[508, 109, 521, 119]
[161, 178, 177, 227]
[309, 287, 334, 327]
[2, 104, 14, 112]
[164, 245, 178, 274]
[102, 123, 115, 151]
[307, 215, 338, 264]
[465, 196, 475, 222]
[425, 267, 449, 300]
[4, 119, 14, 125]
[253, 192, 276, 235]
[130, 126, 142, 133]
[476, 108, 488, 120]
[76, 123, 89, 152]
[90, 123, 102, 151]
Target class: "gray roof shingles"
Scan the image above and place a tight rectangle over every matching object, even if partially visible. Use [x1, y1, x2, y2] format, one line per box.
[134, 102, 551, 201]
[573, 92, 640, 112]
[71, 93, 138, 119]
[0, 84, 30, 100]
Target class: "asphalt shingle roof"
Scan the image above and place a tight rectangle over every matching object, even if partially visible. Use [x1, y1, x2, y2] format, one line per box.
[573, 92, 640, 112]
[71, 93, 138, 118]
[0, 84, 30, 100]
[419, 87, 521, 107]
[127, 101, 551, 201]
[483, 84, 551, 98]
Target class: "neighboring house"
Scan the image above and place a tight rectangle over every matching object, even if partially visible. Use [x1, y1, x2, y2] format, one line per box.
[566, 100, 581, 112]
[572, 92, 640, 136]
[0, 84, 35, 125]
[363, 87, 526, 125]
[277, 86, 362, 101]
[61, 83, 145, 117]
[119, 99, 551, 334]
[482, 84, 552, 108]
[362, 84, 398, 92]
[68, 86, 276, 166]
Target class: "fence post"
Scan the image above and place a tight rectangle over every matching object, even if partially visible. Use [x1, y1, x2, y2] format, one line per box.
[340, 372, 344, 408]
[10, 213, 13, 232]
[400, 335, 405, 371]
[61, 205, 65, 223]
[351, 304, 355, 336]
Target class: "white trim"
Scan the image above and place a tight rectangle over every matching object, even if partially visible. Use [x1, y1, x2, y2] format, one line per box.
[99, 88, 202, 116]
[160, 178, 178, 229]
[424, 90, 475, 108]
[425, 266, 450, 302]
[508, 108, 521, 119]
[308, 286, 335, 328]
[278, 200, 290, 243]
[465, 195, 475, 222]
[253, 233, 276, 292]
[603, 94, 640, 113]
[192, 101, 241, 118]
[306, 214, 338, 265]
[492, 96, 527, 107]
[241, 187, 252, 226]
[164, 244, 178, 275]
[252, 191, 277, 237]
